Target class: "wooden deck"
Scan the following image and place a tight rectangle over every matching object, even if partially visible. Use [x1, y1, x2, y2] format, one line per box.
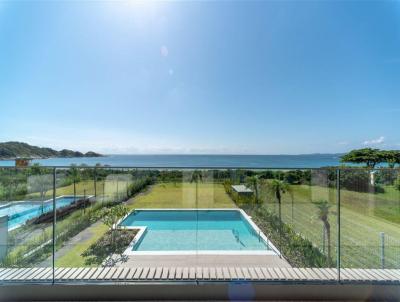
[0, 267, 399, 284]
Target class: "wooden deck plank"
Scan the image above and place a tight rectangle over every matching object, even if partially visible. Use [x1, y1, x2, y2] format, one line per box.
[355, 269, 374, 281]
[237, 267, 246, 280]
[104, 268, 117, 280]
[279, 268, 294, 280]
[241, 267, 252, 280]
[209, 267, 217, 280]
[175, 267, 182, 280]
[126, 267, 137, 280]
[348, 269, 368, 281]
[189, 267, 196, 280]
[31, 268, 50, 280]
[272, 268, 286, 280]
[247, 267, 258, 280]
[132, 267, 143, 280]
[358, 269, 384, 281]
[373, 269, 397, 281]
[54, 268, 70, 280]
[69, 268, 84, 280]
[181, 267, 187, 280]
[202, 267, 209, 280]
[147, 267, 156, 280]
[281, 268, 297, 280]
[196, 267, 202, 280]
[2, 268, 22, 280]
[11, 268, 33, 280]
[111, 268, 124, 280]
[303, 268, 321, 280]
[154, 267, 162, 280]
[169, 267, 177, 280]
[228, 267, 237, 279]
[260, 268, 273, 280]
[385, 269, 400, 280]
[340, 269, 357, 281]
[83, 268, 98, 280]
[30, 268, 47, 281]
[311, 268, 328, 280]
[98, 267, 112, 280]
[118, 268, 130, 280]
[319, 268, 337, 280]
[88, 268, 104, 280]
[139, 267, 150, 280]
[291, 268, 308, 280]
[41, 268, 53, 281]
[215, 267, 223, 280]
[62, 268, 78, 280]
[160, 267, 169, 280]
[19, 268, 42, 280]
[352, 269, 378, 281]
[222, 267, 231, 280]
[0, 268, 13, 279]
[253, 267, 265, 280]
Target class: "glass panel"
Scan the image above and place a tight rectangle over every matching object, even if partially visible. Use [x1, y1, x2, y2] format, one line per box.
[224, 168, 337, 272]
[0, 166, 54, 282]
[340, 168, 400, 269]
[54, 167, 156, 271]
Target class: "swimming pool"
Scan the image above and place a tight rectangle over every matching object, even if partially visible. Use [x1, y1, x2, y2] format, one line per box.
[0, 196, 87, 230]
[119, 209, 276, 254]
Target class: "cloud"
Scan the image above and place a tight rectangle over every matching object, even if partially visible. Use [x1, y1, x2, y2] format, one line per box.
[363, 136, 385, 146]
[338, 141, 349, 146]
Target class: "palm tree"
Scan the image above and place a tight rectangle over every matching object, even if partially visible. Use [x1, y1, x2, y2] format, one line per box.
[246, 175, 260, 203]
[313, 199, 332, 265]
[190, 170, 203, 207]
[267, 179, 290, 254]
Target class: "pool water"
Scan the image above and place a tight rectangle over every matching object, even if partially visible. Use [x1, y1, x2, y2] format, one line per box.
[0, 196, 82, 230]
[120, 210, 270, 251]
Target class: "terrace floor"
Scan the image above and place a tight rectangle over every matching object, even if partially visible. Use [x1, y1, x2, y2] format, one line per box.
[112, 254, 291, 268]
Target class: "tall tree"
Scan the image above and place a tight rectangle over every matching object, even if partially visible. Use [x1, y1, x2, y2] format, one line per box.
[190, 170, 203, 207]
[246, 175, 260, 203]
[340, 148, 383, 168]
[312, 200, 332, 265]
[69, 165, 81, 201]
[381, 150, 400, 168]
[267, 179, 290, 253]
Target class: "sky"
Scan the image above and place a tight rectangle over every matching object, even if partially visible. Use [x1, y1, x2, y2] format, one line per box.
[0, 0, 399, 155]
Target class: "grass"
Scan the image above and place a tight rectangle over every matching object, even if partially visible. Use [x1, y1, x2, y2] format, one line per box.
[261, 184, 400, 268]
[55, 223, 108, 267]
[127, 182, 236, 209]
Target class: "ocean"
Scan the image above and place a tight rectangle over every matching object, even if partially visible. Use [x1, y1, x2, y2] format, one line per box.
[0, 154, 343, 168]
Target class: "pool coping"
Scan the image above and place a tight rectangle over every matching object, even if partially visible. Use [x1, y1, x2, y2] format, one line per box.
[117, 208, 281, 256]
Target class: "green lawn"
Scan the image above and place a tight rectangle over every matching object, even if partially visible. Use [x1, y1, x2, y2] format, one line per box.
[55, 223, 108, 267]
[262, 184, 400, 268]
[127, 182, 236, 209]
[35, 180, 400, 269]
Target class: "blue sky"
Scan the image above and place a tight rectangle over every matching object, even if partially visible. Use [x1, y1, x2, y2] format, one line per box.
[1, 1, 399, 154]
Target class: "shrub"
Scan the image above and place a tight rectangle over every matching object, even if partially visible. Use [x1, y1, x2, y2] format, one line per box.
[81, 229, 137, 266]
[243, 205, 331, 267]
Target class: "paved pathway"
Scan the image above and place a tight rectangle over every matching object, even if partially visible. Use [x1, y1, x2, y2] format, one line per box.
[40, 221, 103, 267]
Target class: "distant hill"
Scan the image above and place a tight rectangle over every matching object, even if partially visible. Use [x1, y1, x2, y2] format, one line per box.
[0, 142, 102, 159]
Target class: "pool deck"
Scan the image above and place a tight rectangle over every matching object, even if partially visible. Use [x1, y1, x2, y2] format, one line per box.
[112, 254, 291, 268]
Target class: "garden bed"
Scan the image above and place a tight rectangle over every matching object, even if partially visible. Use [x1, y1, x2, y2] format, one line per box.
[81, 229, 138, 266]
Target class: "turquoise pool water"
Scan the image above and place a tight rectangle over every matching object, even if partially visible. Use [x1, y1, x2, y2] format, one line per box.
[120, 210, 269, 251]
[0, 196, 80, 230]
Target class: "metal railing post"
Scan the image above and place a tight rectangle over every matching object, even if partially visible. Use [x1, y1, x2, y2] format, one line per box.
[336, 169, 341, 282]
[52, 167, 56, 284]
